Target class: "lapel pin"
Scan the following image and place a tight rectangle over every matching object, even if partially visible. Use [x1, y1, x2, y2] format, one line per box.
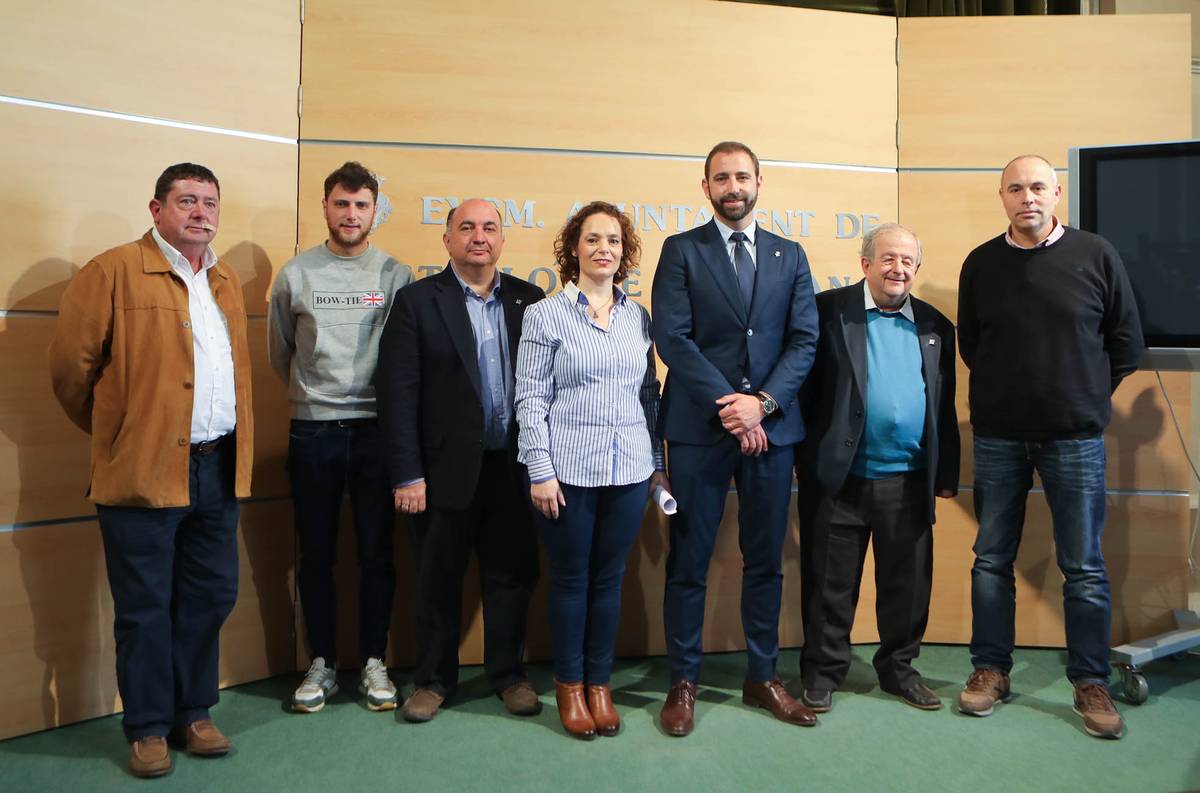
[515, 299, 523, 305]
[928, 338, 936, 345]
[774, 251, 781, 257]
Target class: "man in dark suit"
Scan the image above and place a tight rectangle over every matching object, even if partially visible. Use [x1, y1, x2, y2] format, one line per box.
[652, 141, 820, 736]
[796, 223, 959, 714]
[376, 198, 545, 723]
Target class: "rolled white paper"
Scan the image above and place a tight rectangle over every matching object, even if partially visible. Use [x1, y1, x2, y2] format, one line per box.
[652, 485, 677, 516]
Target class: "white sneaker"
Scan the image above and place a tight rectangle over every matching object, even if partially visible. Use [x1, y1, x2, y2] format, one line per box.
[360, 657, 398, 711]
[292, 657, 338, 713]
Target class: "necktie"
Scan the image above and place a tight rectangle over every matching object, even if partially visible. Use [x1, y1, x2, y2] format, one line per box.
[729, 231, 755, 312]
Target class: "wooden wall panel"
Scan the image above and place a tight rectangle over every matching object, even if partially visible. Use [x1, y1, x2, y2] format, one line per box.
[0, 317, 291, 527]
[0, 0, 300, 139]
[300, 0, 898, 167]
[0, 504, 294, 740]
[897, 13, 1195, 657]
[0, 103, 297, 314]
[297, 145, 898, 299]
[898, 15, 1192, 168]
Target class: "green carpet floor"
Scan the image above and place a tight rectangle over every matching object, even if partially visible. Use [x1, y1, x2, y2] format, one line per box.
[3, 645, 1198, 793]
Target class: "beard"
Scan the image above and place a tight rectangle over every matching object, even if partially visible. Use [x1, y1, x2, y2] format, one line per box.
[329, 223, 370, 250]
[710, 189, 758, 224]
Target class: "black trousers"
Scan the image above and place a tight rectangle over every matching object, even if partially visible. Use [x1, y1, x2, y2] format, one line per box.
[289, 418, 395, 667]
[97, 438, 239, 741]
[799, 471, 932, 693]
[410, 451, 539, 700]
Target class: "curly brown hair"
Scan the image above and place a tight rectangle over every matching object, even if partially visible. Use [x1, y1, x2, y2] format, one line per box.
[553, 201, 640, 286]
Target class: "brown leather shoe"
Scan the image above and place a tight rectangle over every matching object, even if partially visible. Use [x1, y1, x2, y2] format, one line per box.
[1074, 682, 1125, 739]
[660, 680, 697, 737]
[402, 688, 444, 723]
[958, 668, 1011, 717]
[587, 684, 620, 737]
[185, 719, 232, 756]
[555, 681, 596, 740]
[742, 679, 818, 726]
[128, 736, 172, 778]
[500, 681, 543, 716]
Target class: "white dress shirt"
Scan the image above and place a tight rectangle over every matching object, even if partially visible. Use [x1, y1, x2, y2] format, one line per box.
[152, 227, 238, 443]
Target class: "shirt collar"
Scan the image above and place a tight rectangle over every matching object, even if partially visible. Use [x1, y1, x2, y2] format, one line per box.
[713, 217, 757, 246]
[863, 280, 915, 323]
[151, 226, 217, 273]
[563, 281, 626, 307]
[449, 262, 501, 298]
[1004, 216, 1065, 249]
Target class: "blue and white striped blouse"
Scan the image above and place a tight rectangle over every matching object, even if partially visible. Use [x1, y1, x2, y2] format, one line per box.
[515, 282, 665, 488]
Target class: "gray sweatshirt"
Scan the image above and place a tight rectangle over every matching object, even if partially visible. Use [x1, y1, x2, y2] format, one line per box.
[268, 243, 413, 419]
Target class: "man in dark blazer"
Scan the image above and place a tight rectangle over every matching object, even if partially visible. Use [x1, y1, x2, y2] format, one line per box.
[796, 222, 959, 715]
[376, 198, 545, 723]
[652, 141, 820, 736]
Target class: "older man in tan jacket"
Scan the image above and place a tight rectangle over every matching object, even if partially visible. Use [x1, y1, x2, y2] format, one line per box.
[49, 163, 253, 778]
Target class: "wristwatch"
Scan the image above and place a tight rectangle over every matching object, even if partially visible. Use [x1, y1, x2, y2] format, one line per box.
[757, 392, 778, 416]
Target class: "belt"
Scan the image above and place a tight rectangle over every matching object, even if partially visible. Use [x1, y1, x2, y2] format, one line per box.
[191, 434, 231, 456]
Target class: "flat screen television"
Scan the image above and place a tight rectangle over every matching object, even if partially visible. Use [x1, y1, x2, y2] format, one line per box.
[1069, 140, 1200, 372]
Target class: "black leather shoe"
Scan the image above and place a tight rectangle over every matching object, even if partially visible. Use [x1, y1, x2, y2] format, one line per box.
[802, 688, 832, 713]
[888, 681, 942, 711]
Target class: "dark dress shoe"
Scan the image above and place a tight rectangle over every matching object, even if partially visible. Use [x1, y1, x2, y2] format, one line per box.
[888, 681, 942, 711]
[555, 681, 596, 740]
[802, 688, 833, 713]
[500, 681, 543, 716]
[660, 680, 697, 737]
[587, 684, 620, 736]
[742, 679, 818, 726]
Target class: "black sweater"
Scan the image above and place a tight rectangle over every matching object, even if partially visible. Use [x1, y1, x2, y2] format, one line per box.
[957, 228, 1144, 440]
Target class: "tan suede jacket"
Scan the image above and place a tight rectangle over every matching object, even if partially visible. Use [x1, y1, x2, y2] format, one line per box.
[49, 232, 254, 507]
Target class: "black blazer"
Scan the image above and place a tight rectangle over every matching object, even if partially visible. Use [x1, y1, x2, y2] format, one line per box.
[798, 280, 960, 523]
[376, 266, 546, 510]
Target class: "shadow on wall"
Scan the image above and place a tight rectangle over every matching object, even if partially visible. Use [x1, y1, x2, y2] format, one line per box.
[4, 244, 116, 732]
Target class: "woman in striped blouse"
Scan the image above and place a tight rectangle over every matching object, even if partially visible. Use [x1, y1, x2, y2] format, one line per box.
[515, 200, 668, 740]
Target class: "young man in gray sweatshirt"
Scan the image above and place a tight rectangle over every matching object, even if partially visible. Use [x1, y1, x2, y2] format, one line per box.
[267, 162, 413, 713]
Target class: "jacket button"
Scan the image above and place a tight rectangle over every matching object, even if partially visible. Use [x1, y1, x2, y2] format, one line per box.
[844, 439, 854, 447]
[183, 382, 193, 390]
[178, 438, 188, 446]
[182, 320, 191, 329]
[747, 328, 754, 337]
[854, 409, 863, 417]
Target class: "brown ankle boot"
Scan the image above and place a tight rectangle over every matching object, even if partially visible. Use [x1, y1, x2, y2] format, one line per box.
[555, 681, 596, 740]
[587, 684, 620, 736]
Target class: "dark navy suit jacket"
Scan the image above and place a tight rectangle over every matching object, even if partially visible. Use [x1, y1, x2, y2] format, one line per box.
[651, 220, 819, 447]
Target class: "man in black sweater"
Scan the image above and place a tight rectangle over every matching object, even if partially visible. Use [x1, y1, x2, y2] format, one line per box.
[956, 155, 1143, 740]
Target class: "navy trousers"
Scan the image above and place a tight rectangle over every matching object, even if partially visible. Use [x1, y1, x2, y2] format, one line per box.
[664, 438, 794, 684]
[96, 438, 239, 741]
[289, 418, 396, 666]
[535, 479, 649, 685]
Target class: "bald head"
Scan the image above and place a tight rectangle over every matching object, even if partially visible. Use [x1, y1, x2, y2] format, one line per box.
[443, 198, 505, 273]
[999, 155, 1062, 246]
[1000, 154, 1058, 187]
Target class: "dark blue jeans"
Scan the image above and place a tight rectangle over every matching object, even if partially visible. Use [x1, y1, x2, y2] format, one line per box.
[970, 435, 1111, 684]
[97, 438, 239, 741]
[535, 479, 649, 684]
[289, 418, 395, 666]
